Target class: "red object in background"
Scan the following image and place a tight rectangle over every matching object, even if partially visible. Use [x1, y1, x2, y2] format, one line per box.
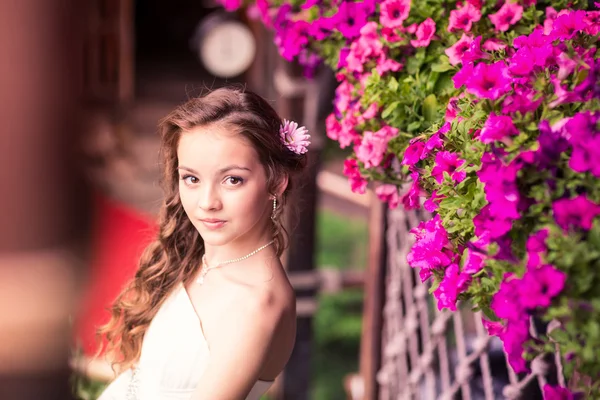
[75, 192, 158, 357]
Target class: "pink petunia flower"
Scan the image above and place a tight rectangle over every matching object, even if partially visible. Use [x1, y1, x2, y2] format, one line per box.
[343, 158, 368, 194]
[482, 38, 507, 51]
[431, 151, 467, 183]
[401, 140, 425, 166]
[553, 195, 600, 232]
[410, 18, 436, 48]
[407, 215, 453, 281]
[379, 0, 411, 29]
[355, 126, 399, 168]
[465, 61, 512, 100]
[401, 172, 422, 210]
[376, 184, 400, 209]
[445, 34, 473, 66]
[479, 112, 519, 144]
[550, 10, 587, 41]
[333, 1, 369, 39]
[520, 264, 566, 309]
[434, 263, 471, 311]
[280, 119, 310, 154]
[543, 384, 580, 400]
[489, 2, 524, 32]
[375, 55, 404, 76]
[448, 2, 481, 32]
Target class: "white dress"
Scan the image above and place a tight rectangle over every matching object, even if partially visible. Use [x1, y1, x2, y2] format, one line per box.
[98, 283, 273, 400]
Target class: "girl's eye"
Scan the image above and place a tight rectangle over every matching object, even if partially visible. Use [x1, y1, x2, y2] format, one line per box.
[181, 175, 199, 185]
[225, 176, 244, 186]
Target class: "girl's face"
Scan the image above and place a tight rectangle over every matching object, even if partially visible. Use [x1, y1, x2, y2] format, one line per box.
[177, 124, 273, 248]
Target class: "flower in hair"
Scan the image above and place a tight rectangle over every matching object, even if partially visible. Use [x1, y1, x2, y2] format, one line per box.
[280, 119, 310, 154]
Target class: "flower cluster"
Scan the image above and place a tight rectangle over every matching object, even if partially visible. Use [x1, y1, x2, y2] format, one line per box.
[220, 0, 600, 396]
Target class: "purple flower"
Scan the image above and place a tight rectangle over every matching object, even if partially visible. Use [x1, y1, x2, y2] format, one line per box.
[553, 195, 600, 232]
[502, 86, 542, 115]
[333, 1, 369, 39]
[280, 119, 311, 154]
[536, 119, 570, 169]
[489, 2, 523, 32]
[574, 58, 600, 101]
[453, 61, 474, 88]
[479, 113, 519, 144]
[431, 151, 466, 183]
[491, 273, 524, 321]
[520, 265, 566, 309]
[566, 111, 600, 177]
[465, 61, 512, 100]
[473, 205, 513, 240]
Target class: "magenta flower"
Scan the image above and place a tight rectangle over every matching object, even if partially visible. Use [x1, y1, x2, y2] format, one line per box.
[445, 34, 473, 66]
[550, 10, 587, 41]
[483, 38, 507, 51]
[376, 184, 400, 209]
[491, 273, 525, 322]
[489, 2, 523, 32]
[423, 190, 443, 212]
[345, 22, 384, 74]
[276, 20, 310, 61]
[431, 151, 466, 183]
[520, 265, 566, 309]
[500, 318, 530, 373]
[379, 0, 410, 29]
[462, 248, 485, 274]
[401, 140, 425, 167]
[343, 158, 368, 194]
[434, 263, 471, 311]
[479, 113, 519, 144]
[543, 385, 581, 400]
[553, 195, 600, 232]
[502, 86, 542, 115]
[462, 36, 487, 64]
[280, 119, 310, 154]
[221, 0, 242, 11]
[407, 215, 452, 280]
[355, 125, 398, 168]
[333, 1, 369, 38]
[565, 111, 600, 177]
[375, 55, 404, 76]
[447, 2, 481, 33]
[453, 61, 474, 88]
[401, 172, 422, 210]
[508, 46, 535, 76]
[445, 97, 460, 122]
[482, 319, 504, 336]
[526, 228, 549, 253]
[465, 61, 512, 100]
[410, 18, 436, 48]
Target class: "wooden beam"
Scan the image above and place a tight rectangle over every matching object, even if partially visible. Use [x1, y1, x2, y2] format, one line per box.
[359, 201, 387, 400]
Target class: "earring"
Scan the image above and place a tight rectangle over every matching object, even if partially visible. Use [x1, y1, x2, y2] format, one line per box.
[271, 197, 277, 220]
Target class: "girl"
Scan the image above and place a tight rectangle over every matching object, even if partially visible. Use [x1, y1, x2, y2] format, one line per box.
[97, 87, 310, 399]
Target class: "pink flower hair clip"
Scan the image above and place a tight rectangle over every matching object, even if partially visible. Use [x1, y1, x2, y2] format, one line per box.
[280, 119, 310, 155]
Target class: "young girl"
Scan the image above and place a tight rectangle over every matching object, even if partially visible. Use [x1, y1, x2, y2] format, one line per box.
[96, 87, 310, 400]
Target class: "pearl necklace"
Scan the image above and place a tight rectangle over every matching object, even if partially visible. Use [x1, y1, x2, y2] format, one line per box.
[197, 240, 275, 285]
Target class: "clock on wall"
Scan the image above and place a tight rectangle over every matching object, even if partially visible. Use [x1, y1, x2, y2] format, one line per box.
[191, 11, 257, 79]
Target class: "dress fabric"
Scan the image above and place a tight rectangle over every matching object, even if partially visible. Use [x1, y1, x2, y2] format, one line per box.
[97, 283, 273, 400]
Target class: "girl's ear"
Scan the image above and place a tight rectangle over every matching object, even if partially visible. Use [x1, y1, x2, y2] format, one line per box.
[274, 173, 289, 198]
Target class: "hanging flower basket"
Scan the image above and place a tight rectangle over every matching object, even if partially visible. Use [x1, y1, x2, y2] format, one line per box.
[221, 0, 600, 397]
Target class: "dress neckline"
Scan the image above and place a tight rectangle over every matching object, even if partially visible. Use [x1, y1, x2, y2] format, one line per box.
[178, 283, 275, 385]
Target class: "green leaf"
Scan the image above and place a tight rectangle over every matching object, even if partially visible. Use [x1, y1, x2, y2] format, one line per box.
[431, 63, 454, 73]
[423, 94, 438, 122]
[382, 101, 400, 119]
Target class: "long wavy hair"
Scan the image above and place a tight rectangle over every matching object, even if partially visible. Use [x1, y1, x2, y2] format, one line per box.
[97, 87, 307, 372]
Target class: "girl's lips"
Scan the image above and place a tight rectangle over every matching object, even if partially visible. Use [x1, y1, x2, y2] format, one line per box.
[199, 219, 226, 230]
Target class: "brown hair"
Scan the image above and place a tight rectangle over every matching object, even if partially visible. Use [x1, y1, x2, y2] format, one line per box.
[97, 87, 307, 372]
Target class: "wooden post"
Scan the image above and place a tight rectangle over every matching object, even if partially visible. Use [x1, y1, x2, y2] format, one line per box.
[359, 201, 387, 400]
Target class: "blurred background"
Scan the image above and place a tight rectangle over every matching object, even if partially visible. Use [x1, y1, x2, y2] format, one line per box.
[0, 1, 373, 399]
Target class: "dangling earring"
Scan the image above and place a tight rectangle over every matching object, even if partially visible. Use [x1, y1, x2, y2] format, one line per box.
[271, 197, 277, 220]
